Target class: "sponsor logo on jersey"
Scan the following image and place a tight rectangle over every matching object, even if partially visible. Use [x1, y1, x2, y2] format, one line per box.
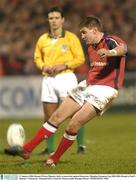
[62, 44, 67, 52]
[90, 61, 108, 67]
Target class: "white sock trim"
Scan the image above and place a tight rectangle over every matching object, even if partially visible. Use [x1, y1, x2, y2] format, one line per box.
[64, 132, 77, 141]
[43, 122, 57, 133]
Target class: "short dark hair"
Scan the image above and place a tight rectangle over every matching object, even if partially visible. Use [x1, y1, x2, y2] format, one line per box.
[79, 16, 103, 31]
[47, 6, 64, 18]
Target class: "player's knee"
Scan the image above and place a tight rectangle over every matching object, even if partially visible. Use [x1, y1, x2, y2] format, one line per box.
[49, 110, 63, 126]
[66, 121, 81, 133]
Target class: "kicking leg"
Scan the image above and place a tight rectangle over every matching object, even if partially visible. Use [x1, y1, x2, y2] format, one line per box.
[5, 97, 81, 159]
[46, 102, 97, 165]
[24, 97, 81, 152]
[48, 96, 81, 126]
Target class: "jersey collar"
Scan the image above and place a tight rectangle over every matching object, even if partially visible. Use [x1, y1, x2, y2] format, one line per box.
[48, 29, 65, 38]
[92, 33, 108, 49]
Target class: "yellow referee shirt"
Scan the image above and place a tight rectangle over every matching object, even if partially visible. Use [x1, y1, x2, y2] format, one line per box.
[34, 30, 85, 75]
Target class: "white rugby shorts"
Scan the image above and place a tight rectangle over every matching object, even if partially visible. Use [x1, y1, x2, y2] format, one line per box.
[41, 72, 78, 103]
[68, 80, 118, 115]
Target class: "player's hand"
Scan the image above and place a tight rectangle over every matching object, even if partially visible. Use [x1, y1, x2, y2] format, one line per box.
[42, 66, 53, 74]
[97, 48, 111, 59]
[51, 64, 67, 74]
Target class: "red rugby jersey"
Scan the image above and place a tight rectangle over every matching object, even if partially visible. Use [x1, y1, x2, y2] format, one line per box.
[86, 34, 127, 89]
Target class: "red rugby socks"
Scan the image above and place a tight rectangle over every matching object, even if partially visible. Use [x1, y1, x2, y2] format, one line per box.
[23, 122, 57, 152]
[49, 131, 77, 163]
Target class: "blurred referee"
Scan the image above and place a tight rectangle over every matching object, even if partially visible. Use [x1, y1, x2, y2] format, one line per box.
[34, 7, 86, 155]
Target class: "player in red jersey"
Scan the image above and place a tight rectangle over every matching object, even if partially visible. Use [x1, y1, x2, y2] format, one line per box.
[5, 16, 127, 166]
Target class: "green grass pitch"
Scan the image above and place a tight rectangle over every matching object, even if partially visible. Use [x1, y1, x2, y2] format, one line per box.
[0, 112, 136, 174]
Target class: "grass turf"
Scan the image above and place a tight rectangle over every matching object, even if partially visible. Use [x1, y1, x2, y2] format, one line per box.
[0, 113, 136, 174]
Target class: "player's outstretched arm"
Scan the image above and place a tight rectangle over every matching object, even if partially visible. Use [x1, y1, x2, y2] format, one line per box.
[97, 45, 127, 59]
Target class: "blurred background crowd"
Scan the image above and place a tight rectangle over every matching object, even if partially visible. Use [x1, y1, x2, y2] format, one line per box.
[0, 0, 135, 76]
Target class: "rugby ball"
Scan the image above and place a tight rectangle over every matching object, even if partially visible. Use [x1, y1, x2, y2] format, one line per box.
[7, 123, 25, 147]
